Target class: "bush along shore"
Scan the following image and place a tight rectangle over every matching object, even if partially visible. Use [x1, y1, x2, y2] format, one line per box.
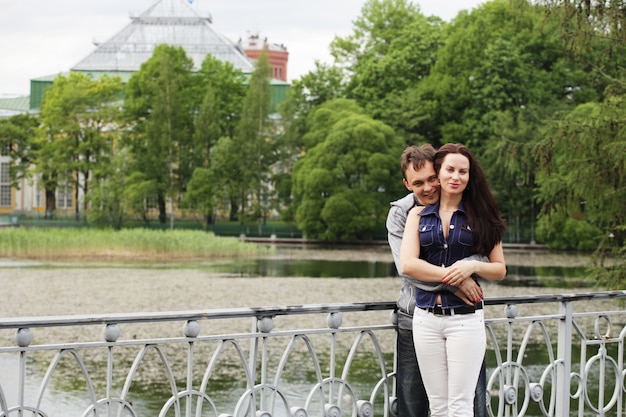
[0, 228, 264, 260]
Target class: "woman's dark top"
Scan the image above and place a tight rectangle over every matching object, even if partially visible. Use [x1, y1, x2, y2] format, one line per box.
[416, 201, 478, 309]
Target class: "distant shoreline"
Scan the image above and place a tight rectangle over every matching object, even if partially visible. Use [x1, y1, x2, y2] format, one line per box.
[241, 235, 549, 251]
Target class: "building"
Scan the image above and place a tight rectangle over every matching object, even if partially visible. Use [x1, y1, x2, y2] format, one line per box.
[0, 0, 290, 217]
[240, 34, 289, 82]
[24, 0, 290, 112]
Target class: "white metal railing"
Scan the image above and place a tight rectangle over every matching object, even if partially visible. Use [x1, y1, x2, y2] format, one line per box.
[0, 291, 625, 417]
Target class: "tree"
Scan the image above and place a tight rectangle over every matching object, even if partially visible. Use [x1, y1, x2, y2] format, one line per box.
[0, 114, 39, 188]
[208, 136, 243, 221]
[403, 0, 598, 244]
[426, 0, 585, 149]
[279, 61, 347, 151]
[124, 44, 195, 226]
[180, 167, 218, 228]
[330, 0, 444, 131]
[535, 0, 626, 85]
[275, 62, 350, 221]
[533, 95, 625, 286]
[85, 146, 132, 229]
[180, 55, 246, 225]
[37, 72, 123, 217]
[190, 54, 246, 170]
[123, 171, 160, 225]
[493, 0, 626, 286]
[291, 99, 405, 241]
[234, 51, 274, 224]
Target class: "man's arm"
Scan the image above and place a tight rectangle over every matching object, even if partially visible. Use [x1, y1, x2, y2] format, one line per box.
[387, 199, 451, 292]
[386, 203, 408, 276]
[388, 199, 487, 303]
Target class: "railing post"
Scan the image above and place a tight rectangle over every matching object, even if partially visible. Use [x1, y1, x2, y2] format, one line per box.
[104, 323, 120, 417]
[556, 300, 573, 416]
[16, 327, 32, 417]
[184, 320, 200, 417]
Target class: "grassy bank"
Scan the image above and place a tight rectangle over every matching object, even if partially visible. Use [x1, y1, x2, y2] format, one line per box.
[0, 228, 264, 260]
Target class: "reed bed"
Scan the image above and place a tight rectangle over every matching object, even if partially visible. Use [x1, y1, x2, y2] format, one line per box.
[0, 228, 263, 260]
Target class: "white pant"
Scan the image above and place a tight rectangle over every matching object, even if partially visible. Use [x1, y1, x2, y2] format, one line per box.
[412, 306, 486, 417]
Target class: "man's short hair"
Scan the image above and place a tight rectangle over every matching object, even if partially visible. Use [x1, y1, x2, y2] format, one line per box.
[400, 144, 437, 180]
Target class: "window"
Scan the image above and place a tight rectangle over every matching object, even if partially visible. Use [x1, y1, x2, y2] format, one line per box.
[57, 183, 73, 209]
[2, 142, 12, 156]
[0, 162, 11, 207]
[145, 198, 157, 210]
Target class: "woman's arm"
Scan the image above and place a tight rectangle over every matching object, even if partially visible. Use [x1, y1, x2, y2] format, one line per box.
[399, 206, 447, 282]
[442, 242, 506, 286]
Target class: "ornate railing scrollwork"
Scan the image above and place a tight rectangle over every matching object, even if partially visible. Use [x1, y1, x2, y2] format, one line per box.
[1, 292, 626, 416]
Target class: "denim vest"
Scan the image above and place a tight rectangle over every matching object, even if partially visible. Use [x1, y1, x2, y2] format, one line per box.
[416, 201, 477, 309]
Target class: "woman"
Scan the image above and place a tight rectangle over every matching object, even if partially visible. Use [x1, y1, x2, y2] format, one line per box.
[400, 143, 506, 417]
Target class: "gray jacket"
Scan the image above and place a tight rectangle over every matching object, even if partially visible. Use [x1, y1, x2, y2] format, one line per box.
[386, 193, 487, 329]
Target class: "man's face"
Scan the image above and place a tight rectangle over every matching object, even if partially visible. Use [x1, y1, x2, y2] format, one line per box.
[403, 161, 439, 205]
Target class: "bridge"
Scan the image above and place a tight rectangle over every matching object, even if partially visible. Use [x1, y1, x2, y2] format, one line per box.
[0, 291, 624, 416]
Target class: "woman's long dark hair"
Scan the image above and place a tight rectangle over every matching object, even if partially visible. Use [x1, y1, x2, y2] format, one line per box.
[434, 143, 506, 256]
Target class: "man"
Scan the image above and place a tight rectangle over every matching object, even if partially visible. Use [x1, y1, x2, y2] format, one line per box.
[386, 144, 487, 417]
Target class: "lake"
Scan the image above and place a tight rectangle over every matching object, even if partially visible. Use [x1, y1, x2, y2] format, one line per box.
[0, 245, 601, 416]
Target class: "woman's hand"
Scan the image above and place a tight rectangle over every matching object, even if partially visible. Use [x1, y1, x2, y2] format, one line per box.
[441, 260, 476, 287]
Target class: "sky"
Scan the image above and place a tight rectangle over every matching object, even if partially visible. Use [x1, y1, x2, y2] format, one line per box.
[0, 0, 485, 97]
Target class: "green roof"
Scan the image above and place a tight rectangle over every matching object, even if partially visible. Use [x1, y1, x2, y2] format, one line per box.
[0, 95, 31, 117]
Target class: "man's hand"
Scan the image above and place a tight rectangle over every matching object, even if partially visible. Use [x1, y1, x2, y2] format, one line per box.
[454, 279, 483, 305]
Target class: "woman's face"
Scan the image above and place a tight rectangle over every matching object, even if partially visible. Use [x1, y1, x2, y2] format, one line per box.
[438, 153, 470, 195]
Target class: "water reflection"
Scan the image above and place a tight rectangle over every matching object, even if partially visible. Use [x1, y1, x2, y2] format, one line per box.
[207, 258, 397, 278]
[504, 264, 590, 288]
[205, 257, 590, 287]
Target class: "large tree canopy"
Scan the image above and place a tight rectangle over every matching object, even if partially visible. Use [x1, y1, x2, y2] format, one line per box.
[331, 0, 444, 136]
[292, 99, 404, 240]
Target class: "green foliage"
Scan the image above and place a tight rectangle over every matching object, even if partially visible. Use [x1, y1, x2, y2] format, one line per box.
[331, 0, 443, 131]
[430, 0, 585, 149]
[0, 228, 262, 259]
[273, 63, 350, 222]
[278, 62, 347, 153]
[292, 99, 404, 240]
[592, 225, 626, 290]
[235, 51, 275, 223]
[532, 94, 625, 284]
[0, 114, 40, 186]
[5, 0, 623, 286]
[123, 44, 196, 223]
[37, 72, 124, 214]
[302, 99, 368, 149]
[320, 190, 380, 241]
[181, 168, 218, 227]
[534, 98, 625, 229]
[123, 171, 159, 223]
[537, 0, 626, 87]
[536, 214, 601, 251]
[86, 147, 133, 229]
[190, 54, 247, 182]
[207, 136, 242, 221]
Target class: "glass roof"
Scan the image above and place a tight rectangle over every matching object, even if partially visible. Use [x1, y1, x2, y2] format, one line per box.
[72, 0, 254, 73]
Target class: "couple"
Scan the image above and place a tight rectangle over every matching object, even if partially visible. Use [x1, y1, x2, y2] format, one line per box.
[387, 143, 506, 417]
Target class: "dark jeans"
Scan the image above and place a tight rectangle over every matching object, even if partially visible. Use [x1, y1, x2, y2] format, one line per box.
[396, 327, 487, 417]
[397, 328, 429, 417]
